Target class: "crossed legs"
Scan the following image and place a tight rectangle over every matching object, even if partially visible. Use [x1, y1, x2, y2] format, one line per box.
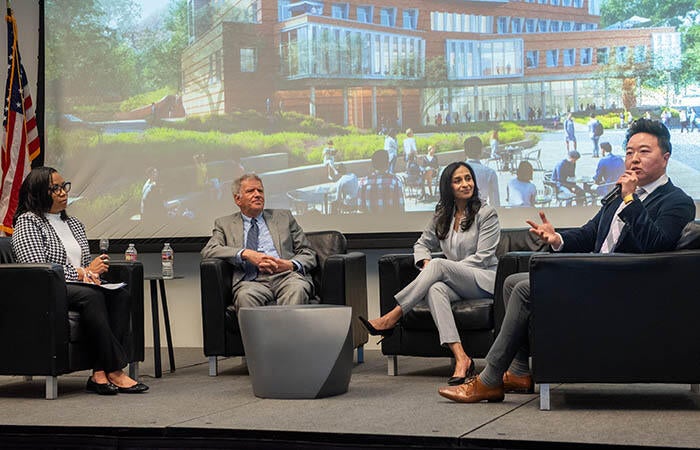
[366, 258, 490, 380]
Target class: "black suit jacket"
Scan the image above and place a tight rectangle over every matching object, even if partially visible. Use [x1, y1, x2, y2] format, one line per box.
[560, 180, 695, 253]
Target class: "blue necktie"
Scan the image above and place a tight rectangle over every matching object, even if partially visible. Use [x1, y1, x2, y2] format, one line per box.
[244, 218, 259, 280]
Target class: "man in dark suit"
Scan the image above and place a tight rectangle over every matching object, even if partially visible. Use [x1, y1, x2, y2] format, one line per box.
[201, 174, 317, 311]
[439, 118, 695, 403]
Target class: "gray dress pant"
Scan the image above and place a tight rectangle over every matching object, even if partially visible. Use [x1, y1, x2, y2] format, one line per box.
[232, 271, 314, 312]
[484, 272, 531, 374]
[394, 258, 491, 346]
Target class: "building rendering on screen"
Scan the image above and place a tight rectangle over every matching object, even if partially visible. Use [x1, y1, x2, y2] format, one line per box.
[181, 0, 681, 129]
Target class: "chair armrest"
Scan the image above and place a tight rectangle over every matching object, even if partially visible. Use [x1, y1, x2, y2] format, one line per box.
[320, 252, 368, 347]
[378, 253, 419, 316]
[0, 264, 70, 375]
[493, 251, 539, 335]
[531, 251, 700, 383]
[104, 260, 144, 362]
[200, 258, 234, 355]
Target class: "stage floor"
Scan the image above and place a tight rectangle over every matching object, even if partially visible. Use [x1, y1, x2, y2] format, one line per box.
[0, 348, 699, 449]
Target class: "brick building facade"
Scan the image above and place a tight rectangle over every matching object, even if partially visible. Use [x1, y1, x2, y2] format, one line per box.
[181, 0, 680, 129]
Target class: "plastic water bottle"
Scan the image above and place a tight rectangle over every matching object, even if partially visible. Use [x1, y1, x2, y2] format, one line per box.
[125, 243, 138, 261]
[161, 243, 174, 279]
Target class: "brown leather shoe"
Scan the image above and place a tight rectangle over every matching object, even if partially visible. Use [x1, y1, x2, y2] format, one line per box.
[438, 376, 504, 403]
[503, 371, 534, 394]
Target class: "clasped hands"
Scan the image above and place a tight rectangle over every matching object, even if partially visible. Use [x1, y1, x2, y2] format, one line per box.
[242, 249, 294, 274]
[80, 254, 110, 285]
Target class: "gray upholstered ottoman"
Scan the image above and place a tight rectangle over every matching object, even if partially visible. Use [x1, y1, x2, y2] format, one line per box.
[238, 305, 353, 399]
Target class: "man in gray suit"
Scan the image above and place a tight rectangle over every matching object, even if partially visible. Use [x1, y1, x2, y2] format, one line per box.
[201, 174, 317, 311]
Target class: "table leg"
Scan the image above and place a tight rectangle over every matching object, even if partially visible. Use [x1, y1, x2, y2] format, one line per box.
[158, 279, 176, 373]
[150, 279, 162, 378]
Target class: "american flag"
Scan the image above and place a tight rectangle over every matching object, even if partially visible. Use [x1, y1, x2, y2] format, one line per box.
[0, 9, 40, 235]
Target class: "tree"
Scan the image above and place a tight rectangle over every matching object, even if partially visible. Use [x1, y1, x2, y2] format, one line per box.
[137, 0, 189, 92]
[45, 0, 141, 101]
[420, 56, 448, 123]
[600, 0, 695, 28]
[679, 23, 700, 88]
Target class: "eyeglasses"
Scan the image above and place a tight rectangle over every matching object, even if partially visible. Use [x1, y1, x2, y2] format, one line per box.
[48, 181, 71, 194]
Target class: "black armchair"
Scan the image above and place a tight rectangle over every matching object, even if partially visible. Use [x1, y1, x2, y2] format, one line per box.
[531, 222, 700, 410]
[200, 230, 368, 376]
[0, 237, 145, 399]
[378, 228, 546, 375]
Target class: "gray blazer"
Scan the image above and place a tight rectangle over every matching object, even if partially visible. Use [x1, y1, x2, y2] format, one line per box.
[413, 205, 500, 294]
[201, 209, 317, 287]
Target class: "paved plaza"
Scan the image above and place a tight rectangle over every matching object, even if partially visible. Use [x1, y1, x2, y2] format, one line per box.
[405, 124, 700, 212]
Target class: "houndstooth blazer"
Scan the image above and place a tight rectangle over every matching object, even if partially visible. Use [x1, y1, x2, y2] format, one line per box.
[11, 212, 91, 281]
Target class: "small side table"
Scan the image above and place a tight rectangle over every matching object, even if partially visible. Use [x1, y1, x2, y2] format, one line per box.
[238, 305, 353, 398]
[144, 274, 183, 378]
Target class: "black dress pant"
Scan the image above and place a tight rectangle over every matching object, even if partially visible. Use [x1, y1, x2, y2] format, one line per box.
[66, 284, 130, 373]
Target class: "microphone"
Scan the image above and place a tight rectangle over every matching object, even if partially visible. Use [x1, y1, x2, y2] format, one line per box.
[601, 184, 621, 205]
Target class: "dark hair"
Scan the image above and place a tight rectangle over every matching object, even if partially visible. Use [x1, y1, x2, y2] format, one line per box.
[371, 149, 389, 171]
[625, 118, 672, 154]
[516, 161, 534, 182]
[600, 142, 612, 153]
[434, 162, 481, 240]
[567, 150, 581, 159]
[463, 136, 484, 160]
[13, 166, 67, 225]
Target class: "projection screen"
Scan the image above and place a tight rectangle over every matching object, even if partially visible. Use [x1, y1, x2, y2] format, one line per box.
[41, 0, 699, 239]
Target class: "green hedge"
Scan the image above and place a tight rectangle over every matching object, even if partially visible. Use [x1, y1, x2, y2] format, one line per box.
[50, 121, 538, 167]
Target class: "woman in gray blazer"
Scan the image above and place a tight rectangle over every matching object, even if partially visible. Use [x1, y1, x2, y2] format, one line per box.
[360, 161, 500, 385]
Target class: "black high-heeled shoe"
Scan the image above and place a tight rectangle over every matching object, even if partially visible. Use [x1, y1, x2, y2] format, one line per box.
[447, 357, 476, 386]
[358, 316, 394, 337]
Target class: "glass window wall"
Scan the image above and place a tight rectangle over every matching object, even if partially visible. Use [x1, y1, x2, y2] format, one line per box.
[357, 5, 372, 23]
[446, 39, 523, 80]
[580, 48, 592, 65]
[563, 48, 575, 66]
[597, 47, 609, 64]
[380, 7, 396, 27]
[280, 23, 424, 80]
[403, 9, 418, 30]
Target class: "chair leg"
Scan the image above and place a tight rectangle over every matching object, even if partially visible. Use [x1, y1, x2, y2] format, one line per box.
[208, 356, 218, 376]
[129, 361, 140, 380]
[539, 383, 550, 411]
[356, 345, 364, 364]
[691, 384, 699, 394]
[45, 376, 58, 400]
[387, 355, 398, 376]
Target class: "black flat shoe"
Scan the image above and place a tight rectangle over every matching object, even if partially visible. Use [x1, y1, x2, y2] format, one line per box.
[86, 377, 118, 395]
[447, 357, 476, 386]
[358, 316, 394, 337]
[115, 382, 149, 394]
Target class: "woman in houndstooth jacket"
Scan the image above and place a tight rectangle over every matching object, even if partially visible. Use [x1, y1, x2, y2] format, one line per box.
[11, 167, 148, 395]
